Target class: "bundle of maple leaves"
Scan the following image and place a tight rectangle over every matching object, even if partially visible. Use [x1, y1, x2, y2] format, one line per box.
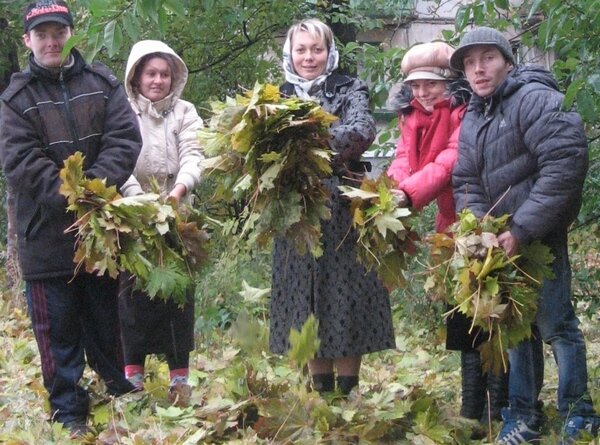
[198, 83, 336, 257]
[339, 175, 417, 290]
[426, 209, 554, 374]
[59, 152, 209, 305]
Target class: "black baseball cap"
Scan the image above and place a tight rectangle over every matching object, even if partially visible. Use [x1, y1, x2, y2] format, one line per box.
[24, 1, 74, 33]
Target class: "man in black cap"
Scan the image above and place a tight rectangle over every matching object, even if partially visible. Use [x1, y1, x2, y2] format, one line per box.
[450, 26, 599, 444]
[0, 0, 142, 437]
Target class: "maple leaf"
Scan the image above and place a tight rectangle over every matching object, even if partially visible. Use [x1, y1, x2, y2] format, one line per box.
[374, 214, 406, 238]
[229, 310, 269, 355]
[238, 280, 271, 302]
[518, 241, 555, 284]
[287, 315, 320, 369]
[144, 263, 190, 305]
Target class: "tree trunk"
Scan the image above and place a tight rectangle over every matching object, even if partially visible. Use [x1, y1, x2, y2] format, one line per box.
[1, 17, 22, 300]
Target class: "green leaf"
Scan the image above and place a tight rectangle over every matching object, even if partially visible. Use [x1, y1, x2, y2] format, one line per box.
[238, 280, 270, 302]
[484, 275, 499, 295]
[61, 34, 85, 60]
[519, 241, 555, 284]
[258, 162, 282, 191]
[137, 0, 160, 22]
[121, 12, 140, 42]
[527, 0, 545, 20]
[588, 73, 600, 94]
[576, 88, 598, 122]
[88, 0, 110, 17]
[163, 0, 187, 16]
[229, 310, 268, 354]
[287, 314, 320, 369]
[563, 78, 584, 109]
[157, 7, 168, 33]
[338, 186, 379, 200]
[103, 20, 123, 57]
[374, 214, 406, 238]
[145, 263, 190, 304]
[455, 5, 471, 31]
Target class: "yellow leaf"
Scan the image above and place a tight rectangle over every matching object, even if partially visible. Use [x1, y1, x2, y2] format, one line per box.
[261, 83, 281, 102]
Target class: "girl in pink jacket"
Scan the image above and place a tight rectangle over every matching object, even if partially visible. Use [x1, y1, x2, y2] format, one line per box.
[387, 42, 466, 233]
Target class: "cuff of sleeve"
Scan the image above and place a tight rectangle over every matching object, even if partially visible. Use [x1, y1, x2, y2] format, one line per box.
[510, 223, 532, 245]
[175, 173, 198, 194]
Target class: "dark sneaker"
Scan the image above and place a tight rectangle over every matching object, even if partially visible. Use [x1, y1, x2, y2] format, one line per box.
[560, 416, 599, 445]
[497, 409, 541, 444]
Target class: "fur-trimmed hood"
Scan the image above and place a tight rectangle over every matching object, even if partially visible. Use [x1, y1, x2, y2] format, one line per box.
[388, 77, 472, 115]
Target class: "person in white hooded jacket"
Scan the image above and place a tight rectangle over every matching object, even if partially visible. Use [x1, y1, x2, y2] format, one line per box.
[118, 40, 203, 406]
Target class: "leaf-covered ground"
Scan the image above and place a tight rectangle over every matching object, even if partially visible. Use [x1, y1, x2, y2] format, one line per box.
[0, 287, 599, 444]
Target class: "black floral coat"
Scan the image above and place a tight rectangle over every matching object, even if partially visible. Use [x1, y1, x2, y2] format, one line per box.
[269, 74, 396, 358]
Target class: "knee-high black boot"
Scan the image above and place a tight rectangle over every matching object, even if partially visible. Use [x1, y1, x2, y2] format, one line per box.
[460, 351, 486, 419]
[481, 369, 509, 423]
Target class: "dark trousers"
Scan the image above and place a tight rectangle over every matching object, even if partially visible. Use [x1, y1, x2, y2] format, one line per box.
[25, 274, 134, 424]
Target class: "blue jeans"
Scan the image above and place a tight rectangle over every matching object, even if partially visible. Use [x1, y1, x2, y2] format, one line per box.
[507, 233, 596, 423]
[26, 274, 134, 424]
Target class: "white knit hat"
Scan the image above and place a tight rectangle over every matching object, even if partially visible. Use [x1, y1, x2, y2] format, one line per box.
[401, 41, 456, 82]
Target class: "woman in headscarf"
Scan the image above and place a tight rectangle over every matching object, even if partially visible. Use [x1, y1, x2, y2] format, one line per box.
[118, 40, 204, 407]
[269, 18, 395, 395]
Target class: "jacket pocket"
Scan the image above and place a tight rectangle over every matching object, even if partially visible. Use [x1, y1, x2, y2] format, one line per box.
[23, 205, 42, 240]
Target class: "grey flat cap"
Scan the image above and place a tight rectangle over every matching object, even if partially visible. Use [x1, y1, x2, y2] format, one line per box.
[450, 27, 514, 71]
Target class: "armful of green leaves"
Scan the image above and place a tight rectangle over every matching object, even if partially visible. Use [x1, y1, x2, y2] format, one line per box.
[425, 209, 555, 374]
[339, 174, 418, 290]
[59, 152, 210, 305]
[198, 83, 337, 257]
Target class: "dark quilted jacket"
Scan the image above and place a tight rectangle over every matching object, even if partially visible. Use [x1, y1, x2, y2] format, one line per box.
[0, 49, 142, 279]
[453, 65, 588, 244]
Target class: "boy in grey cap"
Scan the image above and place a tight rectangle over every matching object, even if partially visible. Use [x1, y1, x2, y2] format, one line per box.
[450, 26, 599, 444]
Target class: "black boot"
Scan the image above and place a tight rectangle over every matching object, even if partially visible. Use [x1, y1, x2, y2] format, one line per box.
[312, 373, 335, 393]
[481, 369, 509, 424]
[336, 375, 359, 395]
[460, 351, 486, 419]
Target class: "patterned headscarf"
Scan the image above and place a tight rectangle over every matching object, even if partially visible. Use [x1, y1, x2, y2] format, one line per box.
[282, 25, 339, 100]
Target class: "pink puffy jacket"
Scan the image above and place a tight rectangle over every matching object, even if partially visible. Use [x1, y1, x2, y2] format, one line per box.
[387, 98, 466, 232]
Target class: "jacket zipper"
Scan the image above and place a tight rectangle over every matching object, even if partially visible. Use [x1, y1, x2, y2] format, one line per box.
[59, 70, 83, 152]
[476, 117, 493, 206]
